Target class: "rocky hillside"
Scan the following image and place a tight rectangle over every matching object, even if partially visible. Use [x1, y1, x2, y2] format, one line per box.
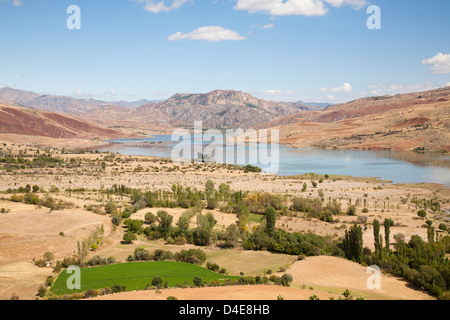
[0, 104, 126, 140]
[136, 90, 318, 129]
[268, 87, 450, 152]
[0, 88, 318, 130]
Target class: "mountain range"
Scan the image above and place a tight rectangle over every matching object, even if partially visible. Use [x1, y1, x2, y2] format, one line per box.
[0, 86, 448, 152]
[0, 87, 320, 129]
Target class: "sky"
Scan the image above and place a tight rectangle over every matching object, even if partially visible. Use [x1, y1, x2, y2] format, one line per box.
[0, 0, 449, 103]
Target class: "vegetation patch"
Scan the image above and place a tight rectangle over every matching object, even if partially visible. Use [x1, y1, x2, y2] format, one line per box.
[51, 261, 239, 295]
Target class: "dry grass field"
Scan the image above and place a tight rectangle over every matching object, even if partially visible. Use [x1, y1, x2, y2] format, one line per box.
[0, 141, 448, 300]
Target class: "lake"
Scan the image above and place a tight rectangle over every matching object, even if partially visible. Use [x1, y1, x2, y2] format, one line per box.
[99, 135, 450, 186]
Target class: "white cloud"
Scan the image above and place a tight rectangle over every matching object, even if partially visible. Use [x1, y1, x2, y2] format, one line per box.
[168, 26, 247, 42]
[329, 82, 353, 93]
[260, 89, 295, 96]
[73, 89, 120, 98]
[262, 24, 275, 29]
[323, 0, 366, 9]
[0, 0, 23, 6]
[422, 52, 450, 74]
[234, 0, 367, 17]
[368, 82, 439, 95]
[133, 0, 191, 13]
[250, 23, 275, 30]
[319, 87, 328, 92]
[446, 82, 450, 87]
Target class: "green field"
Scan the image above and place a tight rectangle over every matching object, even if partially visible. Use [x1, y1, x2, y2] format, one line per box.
[51, 261, 239, 295]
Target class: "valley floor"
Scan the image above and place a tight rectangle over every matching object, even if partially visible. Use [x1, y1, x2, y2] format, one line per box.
[0, 142, 448, 300]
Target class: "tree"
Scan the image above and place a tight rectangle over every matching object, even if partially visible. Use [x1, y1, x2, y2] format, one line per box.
[222, 224, 240, 248]
[343, 224, 363, 263]
[145, 212, 157, 224]
[265, 206, 277, 237]
[427, 226, 435, 243]
[281, 273, 293, 287]
[373, 219, 382, 258]
[195, 213, 216, 246]
[157, 210, 173, 238]
[384, 219, 392, 250]
[122, 232, 137, 244]
[417, 210, 427, 219]
[177, 215, 190, 237]
[205, 180, 215, 195]
[104, 201, 117, 215]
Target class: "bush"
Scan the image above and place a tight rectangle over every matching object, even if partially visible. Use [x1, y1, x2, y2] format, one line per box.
[104, 201, 117, 215]
[122, 232, 137, 244]
[175, 249, 206, 265]
[43, 252, 54, 262]
[417, 210, 427, 219]
[347, 205, 357, 216]
[38, 285, 47, 298]
[193, 277, 203, 287]
[45, 276, 54, 287]
[111, 285, 126, 293]
[151, 277, 164, 289]
[111, 215, 121, 226]
[281, 273, 293, 287]
[438, 223, 447, 231]
[206, 262, 220, 272]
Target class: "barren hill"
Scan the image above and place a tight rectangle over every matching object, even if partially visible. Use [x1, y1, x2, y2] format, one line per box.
[0, 87, 319, 130]
[270, 87, 450, 152]
[0, 104, 127, 140]
[135, 90, 319, 129]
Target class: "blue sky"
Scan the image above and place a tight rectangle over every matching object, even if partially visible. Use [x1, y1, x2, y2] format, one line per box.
[0, 0, 449, 103]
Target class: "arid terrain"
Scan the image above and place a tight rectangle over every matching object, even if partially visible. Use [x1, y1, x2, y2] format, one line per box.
[271, 87, 450, 152]
[0, 140, 448, 300]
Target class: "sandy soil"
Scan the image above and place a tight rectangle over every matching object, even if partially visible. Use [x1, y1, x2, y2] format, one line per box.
[282, 256, 434, 300]
[89, 285, 341, 301]
[0, 201, 111, 300]
[0, 142, 448, 300]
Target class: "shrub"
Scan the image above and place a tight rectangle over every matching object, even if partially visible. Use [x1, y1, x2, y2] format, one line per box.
[122, 232, 137, 244]
[38, 285, 47, 298]
[206, 262, 220, 272]
[281, 273, 293, 287]
[151, 277, 164, 289]
[347, 205, 357, 216]
[417, 210, 427, 219]
[193, 277, 203, 287]
[174, 249, 206, 265]
[45, 276, 54, 287]
[111, 285, 126, 293]
[43, 252, 54, 262]
[438, 223, 447, 231]
[111, 215, 121, 226]
[104, 201, 117, 215]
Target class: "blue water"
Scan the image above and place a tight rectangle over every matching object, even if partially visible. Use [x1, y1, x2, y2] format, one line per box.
[99, 135, 450, 186]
